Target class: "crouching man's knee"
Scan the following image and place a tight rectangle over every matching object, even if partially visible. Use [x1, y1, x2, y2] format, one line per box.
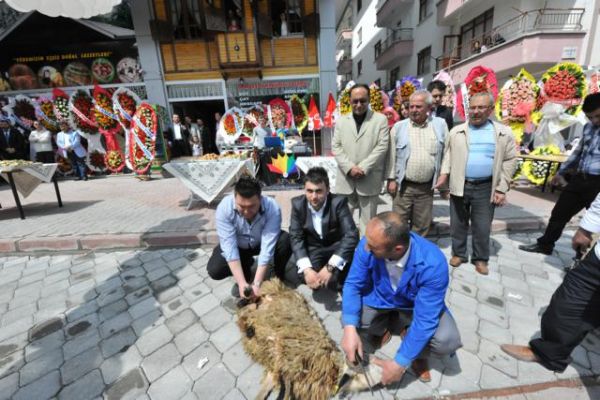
[429, 312, 463, 356]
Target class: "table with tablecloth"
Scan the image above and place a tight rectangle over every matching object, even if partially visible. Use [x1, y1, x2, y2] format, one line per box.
[518, 153, 568, 192]
[295, 156, 338, 192]
[0, 163, 62, 219]
[163, 159, 255, 207]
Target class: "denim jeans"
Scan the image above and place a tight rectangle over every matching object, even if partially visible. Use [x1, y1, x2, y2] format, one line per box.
[449, 181, 495, 262]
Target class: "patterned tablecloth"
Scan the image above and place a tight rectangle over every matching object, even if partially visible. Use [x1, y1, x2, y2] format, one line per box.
[0, 163, 58, 198]
[295, 156, 338, 192]
[163, 159, 255, 204]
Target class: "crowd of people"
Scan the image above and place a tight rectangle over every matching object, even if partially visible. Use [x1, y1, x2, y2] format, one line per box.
[205, 84, 600, 387]
[164, 112, 222, 158]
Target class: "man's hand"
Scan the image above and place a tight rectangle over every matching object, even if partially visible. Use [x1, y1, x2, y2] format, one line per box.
[551, 174, 568, 188]
[251, 283, 261, 298]
[387, 180, 398, 197]
[349, 166, 365, 179]
[439, 190, 450, 200]
[341, 326, 363, 365]
[6, 147, 15, 154]
[572, 228, 593, 253]
[493, 191, 507, 206]
[317, 267, 333, 288]
[303, 268, 321, 289]
[371, 357, 406, 385]
[434, 174, 448, 190]
[238, 282, 252, 299]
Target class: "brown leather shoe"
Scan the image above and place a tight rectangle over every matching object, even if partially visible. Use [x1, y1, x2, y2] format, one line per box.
[474, 261, 489, 275]
[368, 329, 392, 349]
[449, 256, 463, 268]
[500, 344, 539, 363]
[411, 358, 431, 382]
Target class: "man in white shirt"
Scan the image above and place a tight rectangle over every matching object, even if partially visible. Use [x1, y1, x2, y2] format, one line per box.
[285, 167, 359, 291]
[501, 192, 600, 372]
[166, 114, 190, 158]
[56, 120, 87, 181]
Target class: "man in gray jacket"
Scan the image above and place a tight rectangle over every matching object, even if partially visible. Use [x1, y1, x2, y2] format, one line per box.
[387, 90, 449, 236]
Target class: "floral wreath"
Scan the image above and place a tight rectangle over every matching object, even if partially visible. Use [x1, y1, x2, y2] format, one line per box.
[522, 145, 561, 186]
[128, 102, 157, 174]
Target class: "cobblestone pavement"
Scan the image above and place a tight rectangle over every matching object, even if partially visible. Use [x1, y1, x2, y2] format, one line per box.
[0, 231, 599, 399]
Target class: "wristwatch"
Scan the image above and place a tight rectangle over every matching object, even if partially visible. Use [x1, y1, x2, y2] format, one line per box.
[326, 264, 336, 273]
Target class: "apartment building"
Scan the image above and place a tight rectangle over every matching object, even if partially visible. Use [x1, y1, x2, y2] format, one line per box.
[336, 1, 353, 90]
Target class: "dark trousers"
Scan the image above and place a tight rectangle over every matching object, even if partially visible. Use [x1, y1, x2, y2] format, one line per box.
[283, 242, 349, 291]
[172, 139, 190, 158]
[206, 231, 291, 282]
[449, 181, 495, 262]
[537, 174, 600, 249]
[529, 247, 600, 372]
[35, 151, 55, 163]
[67, 151, 86, 179]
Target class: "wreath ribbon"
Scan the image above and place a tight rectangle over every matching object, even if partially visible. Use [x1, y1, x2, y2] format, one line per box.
[35, 105, 58, 127]
[114, 101, 133, 122]
[94, 104, 119, 121]
[70, 103, 97, 127]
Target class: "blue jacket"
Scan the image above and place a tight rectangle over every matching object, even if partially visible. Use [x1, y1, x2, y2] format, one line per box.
[342, 233, 449, 367]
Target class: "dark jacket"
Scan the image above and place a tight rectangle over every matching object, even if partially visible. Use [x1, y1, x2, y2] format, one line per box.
[0, 127, 26, 160]
[166, 123, 190, 143]
[434, 105, 454, 131]
[289, 193, 358, 266]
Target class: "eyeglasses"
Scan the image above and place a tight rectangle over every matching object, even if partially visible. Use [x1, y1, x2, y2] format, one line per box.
[351, 99, 368, 104]
[468, 105, 491, 111]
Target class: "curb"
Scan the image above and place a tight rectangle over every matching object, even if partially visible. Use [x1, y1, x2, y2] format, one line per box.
[0, 217, 580, 255]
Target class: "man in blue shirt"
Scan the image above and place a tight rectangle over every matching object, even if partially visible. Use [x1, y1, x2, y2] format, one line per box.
[341, 212, 461, 385]
[207, 175, 291, 298]
[520, 93, 600, 256]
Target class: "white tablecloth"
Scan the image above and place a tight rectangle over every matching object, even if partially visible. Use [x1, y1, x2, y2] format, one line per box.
[296, 156, 338, 192]
[163, 159, 255, 204]
[0, 163, 58, 198]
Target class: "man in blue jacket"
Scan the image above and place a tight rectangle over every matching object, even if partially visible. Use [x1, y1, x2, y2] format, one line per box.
[341, 212, 461, 384]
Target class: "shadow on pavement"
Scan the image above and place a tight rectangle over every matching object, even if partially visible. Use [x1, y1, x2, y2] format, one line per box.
[0, 201, 102, 221]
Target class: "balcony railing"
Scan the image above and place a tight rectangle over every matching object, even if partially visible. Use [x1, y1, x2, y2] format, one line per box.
[376, 28, 414, 60]
[435, 8, 584, 70]
[376, 0, 414, 28]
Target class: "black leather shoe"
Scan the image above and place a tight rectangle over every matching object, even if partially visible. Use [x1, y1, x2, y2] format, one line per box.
[519, 243, 552, 255]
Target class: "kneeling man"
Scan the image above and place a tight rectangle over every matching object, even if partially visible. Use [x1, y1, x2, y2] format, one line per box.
[207, 175, 291, 298]
[285, 167, 359, 291]
[341, 212, 462, 384]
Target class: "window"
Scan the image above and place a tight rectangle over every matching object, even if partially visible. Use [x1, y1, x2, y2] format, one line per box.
[374, 40, 381, 59]
[389, 67, 399, 88]
[357, 60, 363, 76]
[417, 46, 431, 75]
[460, 8, 494, 51]
[169, 0, 203, 39]
[419, 0, 431, 23]
[357, 0, 362, 13]
[357, 27, 362, 47]
[271, 0, 303, 36]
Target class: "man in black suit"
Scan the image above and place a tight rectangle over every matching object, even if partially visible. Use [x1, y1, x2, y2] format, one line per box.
[0, 116, 26, 160]
[284, 167, 359, 291]
[165, 114, 191, 158]
[427, 80, 454, 130]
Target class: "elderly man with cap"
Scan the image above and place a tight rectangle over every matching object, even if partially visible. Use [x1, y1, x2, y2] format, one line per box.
[0, 116, 26, 160]
[56, 120, 87, 181]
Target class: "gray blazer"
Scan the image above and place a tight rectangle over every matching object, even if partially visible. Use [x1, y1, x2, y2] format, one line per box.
[393, 116, 449, 189]
[332, 110, 392, 196]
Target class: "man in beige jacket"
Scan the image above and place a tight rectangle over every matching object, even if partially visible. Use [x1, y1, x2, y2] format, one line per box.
[435, 92, 517, 275]
[332, 84, 395, 234]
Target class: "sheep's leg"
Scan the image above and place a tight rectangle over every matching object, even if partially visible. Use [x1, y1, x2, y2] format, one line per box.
[256, 372, 277, 400]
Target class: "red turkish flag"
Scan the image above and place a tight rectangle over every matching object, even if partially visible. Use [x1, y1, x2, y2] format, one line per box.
[323, 93, 337, 128]
[307, 95, 322, 131]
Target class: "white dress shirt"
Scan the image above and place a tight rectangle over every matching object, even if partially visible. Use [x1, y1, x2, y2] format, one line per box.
[173, 124, 182, 140]
[296, 202, 346, 273]
[384, 241, 411, 291]
[579, 192, 600, 258]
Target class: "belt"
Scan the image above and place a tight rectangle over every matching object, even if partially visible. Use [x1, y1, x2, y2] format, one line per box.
[403, 179, 433, 185]
[465, 177, 492, 185]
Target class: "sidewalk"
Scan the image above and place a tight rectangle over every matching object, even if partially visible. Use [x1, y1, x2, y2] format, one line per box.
[0, 174, 580, 253]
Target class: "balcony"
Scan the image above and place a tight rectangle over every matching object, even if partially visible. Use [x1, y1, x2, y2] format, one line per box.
[337, 28, 353, 44]
[436, 0, 472, 25]
[435, 8, 585, 81]
[376, 0, 414, 28]
[337, 58, 352, 75]
[375, 29, 413, 70]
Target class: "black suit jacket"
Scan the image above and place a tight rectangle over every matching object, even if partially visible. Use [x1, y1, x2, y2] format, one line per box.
[166, 124, 190, 143]
[0, 127, 26, 160]
[289, 194, 358, 267]
[435, 105, 454, 131]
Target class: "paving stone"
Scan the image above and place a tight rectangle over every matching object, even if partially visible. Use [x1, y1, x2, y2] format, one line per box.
[199, 305, 232, 333]
[104, 367, 149, 400]
[147, 365, 192, 400]
[479, 364, 520, 389]
[174, 324, 209, 356]
[61, 346, 103, 384]
[101, 327, 137, 358]
[210, 321, 241, 353]
[178, 274, 203, 290]
[182, 341, 221, 380]
[96, 287, 126, 308]
[9, 294, 39, 310]
[237, 362, 264, 400]
[192, 363, 235, 399]
[506, 302, 542, 321]
[12, 370, 60, 400]
[450, 279, 477, 298]
[477, 303, 508, 329]
[24, 330, 64, 362]
[0, 317, 33, 342]
[123, 277, 150, 294]
[516, 359, 557, 385]
[2, 303, 36, 327]
[136, 324, 173, 357]
[476, 290, 505, 310]
[65, 300, 99, 323]
[478, 320, 512, 346]
[190, 293, 220, 318]
[124, 286, 153, 306]
[448, 291, 478, 313]
[131, 309, 164, 337]
[500, 275, 530, 292]
[58, 369, 104, 400]
[162, 295, 191, 319]
[222, 388, 245, 400]
[503, 288, 534, 307]
[0, 372, 18, 400]
[477, 339, 517, 378]
[146, 266, 171, 282]
[19, 347, 63, 386]
[63, 329, 100, 360]
[129, 297, 160, 320]
[165, 309, 198, 335]
[141, 342, 182, 382]
[67, 278, 96, 296]
[100, 345, 143, 385]
[99, 311, 132, 339]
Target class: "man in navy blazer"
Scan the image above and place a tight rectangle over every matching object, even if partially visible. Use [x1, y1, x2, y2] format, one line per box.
[284, 167, 359, 291]
[0, 116, 26, 160]
[341, 212, 461, 384]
